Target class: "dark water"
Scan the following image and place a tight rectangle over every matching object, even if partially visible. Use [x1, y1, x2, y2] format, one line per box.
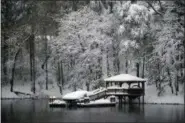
[1, 100, 185, 123]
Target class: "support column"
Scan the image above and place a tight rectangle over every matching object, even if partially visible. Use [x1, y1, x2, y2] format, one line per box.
[142, 82, 145, 104]
[118, 96, 122, 104]
[128, 83, 131, 89]
[138, 82, 140, 88]
[119, 82, 122, 87]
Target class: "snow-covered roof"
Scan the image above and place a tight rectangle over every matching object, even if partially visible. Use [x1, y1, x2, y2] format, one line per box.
[104, 74, 147, 82]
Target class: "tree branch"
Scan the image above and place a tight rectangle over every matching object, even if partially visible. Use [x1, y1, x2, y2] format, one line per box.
[158, 0, 163, 10]
[146, 1, 163, 16]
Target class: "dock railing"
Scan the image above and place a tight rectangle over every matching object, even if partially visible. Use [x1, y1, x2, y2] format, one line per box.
[88, 87, 144, 100]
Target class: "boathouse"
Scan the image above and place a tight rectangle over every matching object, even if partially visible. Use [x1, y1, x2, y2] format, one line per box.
[104, 74, 147, 104]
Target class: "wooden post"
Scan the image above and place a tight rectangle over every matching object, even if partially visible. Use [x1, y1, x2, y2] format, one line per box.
[119, 82, 122, 87]
[142, 82, 145, 104]
[138, 82, 140, 88]
[120, 96, 122, 104]
[136, 62, 139, 77]
[123, 96, 126, 104]
[128, 83, 131, 89]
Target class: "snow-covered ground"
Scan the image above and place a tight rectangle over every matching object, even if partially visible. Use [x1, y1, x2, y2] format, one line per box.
[1, 86, 18, 98]
[145, 83, 184, 104]
[1, 83, 71, 99]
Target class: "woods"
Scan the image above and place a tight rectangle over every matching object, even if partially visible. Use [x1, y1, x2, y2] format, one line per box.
[1, 0, 185, 100]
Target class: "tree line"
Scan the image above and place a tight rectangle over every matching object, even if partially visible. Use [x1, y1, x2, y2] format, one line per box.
[1, 1, 184, 99]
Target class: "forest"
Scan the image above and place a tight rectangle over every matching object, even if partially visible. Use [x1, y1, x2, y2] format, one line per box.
[1, 0, 185, 99]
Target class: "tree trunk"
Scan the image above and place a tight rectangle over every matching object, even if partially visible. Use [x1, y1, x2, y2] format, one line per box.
[10, 48, 21, 92]
[29, 32, 36, 94]
[117, 56, 120, 74]
[2, 35, 9, 84]
[58, 62, 62, 94]
[109, 1, 113, 13]
[176, 75, 179, 95]
[45, 35, 48, 90]
[125, 59, 128, 74]
[183, 36, 185, 104]
[73, 83, 77, 91]
[29, 35, 33, 82]
[87, 65, 92, 91]
[32, 34, 36, 94]
[61, 61, 64, 88]
[167, 67, 173, 94]
[86, 82, 90, 91]
[2, 0, 10, 85]
[106, 49, 110, 76]
[142, 56, 145, 78]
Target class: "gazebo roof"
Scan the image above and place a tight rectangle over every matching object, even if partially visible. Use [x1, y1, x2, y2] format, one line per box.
[104, 74, 147, 82]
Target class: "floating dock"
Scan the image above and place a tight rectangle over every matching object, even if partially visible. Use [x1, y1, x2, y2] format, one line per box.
[49, 98, 116, 108]
[77, 102, 116, 107]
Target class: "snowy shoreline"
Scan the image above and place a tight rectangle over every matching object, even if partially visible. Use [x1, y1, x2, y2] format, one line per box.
[1, 83, 184, 105]
[1, 97, 184, 105]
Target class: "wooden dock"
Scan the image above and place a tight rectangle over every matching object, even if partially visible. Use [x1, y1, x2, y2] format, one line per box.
[77, 103, 116, 107]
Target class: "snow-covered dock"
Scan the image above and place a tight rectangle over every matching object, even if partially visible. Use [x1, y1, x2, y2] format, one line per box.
[77, 98, 116, 107]
[49, 91, 117, 108]
[49, 98, 116, 108]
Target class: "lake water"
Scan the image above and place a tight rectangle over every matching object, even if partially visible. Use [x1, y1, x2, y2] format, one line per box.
[1, 100, 184, 123]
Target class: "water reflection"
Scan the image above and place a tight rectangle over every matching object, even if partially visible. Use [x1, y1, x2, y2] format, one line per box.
[1, 100, 184, 123]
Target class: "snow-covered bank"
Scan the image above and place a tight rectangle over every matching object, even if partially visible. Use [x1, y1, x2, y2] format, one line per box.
[1, 84, 184, 105]
[1, 84, 71, 99]
[145, 84, 184, 104]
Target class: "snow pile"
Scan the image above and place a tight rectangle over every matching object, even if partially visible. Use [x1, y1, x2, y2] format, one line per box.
[104, 74, 147, 82]
[62, 90, 89, 100]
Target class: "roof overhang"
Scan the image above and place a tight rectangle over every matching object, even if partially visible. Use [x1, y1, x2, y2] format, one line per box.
[104, 74, 147, 82]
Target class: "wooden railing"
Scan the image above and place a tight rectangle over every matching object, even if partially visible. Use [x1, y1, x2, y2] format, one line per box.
[89, 88, 144, 100]
[89, 90, 107, 100]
